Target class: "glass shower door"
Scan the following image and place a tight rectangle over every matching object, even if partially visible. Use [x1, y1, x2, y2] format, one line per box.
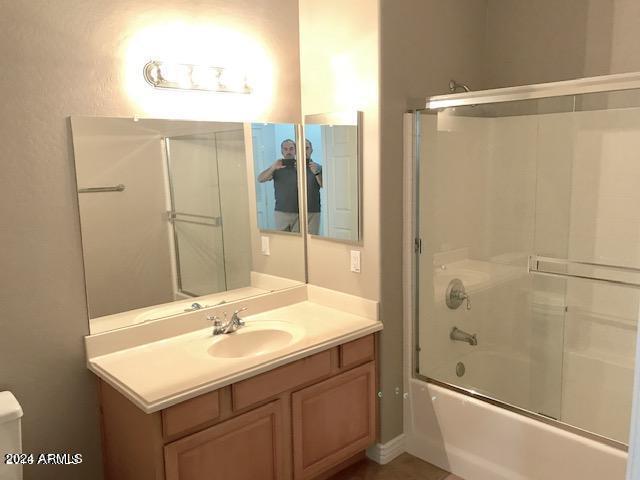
[416, 107, 565, 419]
[530, 98, 640, 441]
[416, 90, 640, 443]
[166, 134, 227, 297]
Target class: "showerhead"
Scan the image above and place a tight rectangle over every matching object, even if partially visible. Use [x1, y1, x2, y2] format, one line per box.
[449, 79, 471, 93]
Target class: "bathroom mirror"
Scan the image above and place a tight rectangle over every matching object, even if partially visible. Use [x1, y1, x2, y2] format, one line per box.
[303, 111, 362, 242]
[251, 123, 303, 233]
[71, 117, 306, 334]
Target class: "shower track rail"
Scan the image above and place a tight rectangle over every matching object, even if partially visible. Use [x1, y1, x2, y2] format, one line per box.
[425, 71, 640, 109]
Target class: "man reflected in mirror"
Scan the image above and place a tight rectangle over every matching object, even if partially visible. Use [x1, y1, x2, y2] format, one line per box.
[258, 139, 300, 232]
[305, 139, 322, 235]
[257, 139, 323, 234]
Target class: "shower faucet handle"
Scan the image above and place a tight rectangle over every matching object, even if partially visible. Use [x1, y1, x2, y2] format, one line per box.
[453, 289, 471, 310]
[446, 278, 471, 310]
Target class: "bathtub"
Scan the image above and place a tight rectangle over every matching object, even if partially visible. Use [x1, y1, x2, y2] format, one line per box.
[406, 347, 630, 479]
[404, 378, 627, 480]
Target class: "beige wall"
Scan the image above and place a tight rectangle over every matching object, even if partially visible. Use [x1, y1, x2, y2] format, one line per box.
[485, 0, 640, 88]
[72, 118, 175, 317]
[379, 0, 488, 443]
[299, 0, 381, 301]
[0, 1, 300, 478]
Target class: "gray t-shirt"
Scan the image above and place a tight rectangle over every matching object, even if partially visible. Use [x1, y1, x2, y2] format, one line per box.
[306, 162, 321, 213]
[272, 163, 322, 213]
[273, 165, 299, 213]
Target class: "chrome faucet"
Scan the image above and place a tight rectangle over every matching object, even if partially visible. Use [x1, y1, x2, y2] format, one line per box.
[450, 326, 478, 346]
[207, 307, 248, 336]
[185, 302, 205, 312]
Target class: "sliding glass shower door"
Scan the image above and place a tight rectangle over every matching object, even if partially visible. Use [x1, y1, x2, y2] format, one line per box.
[165, 128, 248, 300]
[416, 90, 640, 444]
[166, 133, 227, 297]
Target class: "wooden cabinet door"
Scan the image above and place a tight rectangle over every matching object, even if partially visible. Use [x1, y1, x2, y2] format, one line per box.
[291, 362, 376, 479]
[164, 399, 285, 480]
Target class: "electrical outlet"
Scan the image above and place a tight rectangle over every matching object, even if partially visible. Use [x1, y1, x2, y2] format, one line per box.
[261, 236, 270, 255]
[350, 250, 361, 273]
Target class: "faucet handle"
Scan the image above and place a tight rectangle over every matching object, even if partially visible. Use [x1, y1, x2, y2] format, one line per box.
[231, 307, 247, 327]
[206, 314, 223, 327]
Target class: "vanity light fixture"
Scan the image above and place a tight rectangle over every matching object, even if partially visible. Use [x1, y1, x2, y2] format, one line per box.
[143, 61, 252, 94]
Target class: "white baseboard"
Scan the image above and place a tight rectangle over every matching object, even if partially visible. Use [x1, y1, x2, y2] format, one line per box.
[366, 434, 406, 465]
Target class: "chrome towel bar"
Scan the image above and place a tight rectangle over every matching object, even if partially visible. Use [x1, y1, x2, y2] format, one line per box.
[529, 255, 640, 288]
[167, 211, 222, 227]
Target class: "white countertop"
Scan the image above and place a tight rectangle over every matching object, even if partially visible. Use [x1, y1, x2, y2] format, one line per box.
[88, 298, 382, 413]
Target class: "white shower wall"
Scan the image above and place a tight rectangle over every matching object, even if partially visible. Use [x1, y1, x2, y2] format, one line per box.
[553, 108, 640, 442]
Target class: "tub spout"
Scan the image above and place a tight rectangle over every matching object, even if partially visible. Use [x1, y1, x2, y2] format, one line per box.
[450, 326, 478, 346]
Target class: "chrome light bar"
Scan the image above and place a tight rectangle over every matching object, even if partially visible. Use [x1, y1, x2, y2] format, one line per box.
[143, 61, 252, 94]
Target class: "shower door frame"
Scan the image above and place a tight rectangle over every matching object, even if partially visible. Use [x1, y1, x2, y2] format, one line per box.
[410, 71, 640, 452]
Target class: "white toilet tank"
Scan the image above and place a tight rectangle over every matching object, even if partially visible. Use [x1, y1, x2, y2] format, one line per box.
[0, 391, 23, 480]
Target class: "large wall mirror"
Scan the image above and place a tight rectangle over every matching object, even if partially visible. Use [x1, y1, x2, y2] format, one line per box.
[71, 117, 306, 334]
[303, 112, 362, 242]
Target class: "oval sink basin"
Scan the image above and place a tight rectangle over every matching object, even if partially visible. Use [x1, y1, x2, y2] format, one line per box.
[207, 322, 304, 358]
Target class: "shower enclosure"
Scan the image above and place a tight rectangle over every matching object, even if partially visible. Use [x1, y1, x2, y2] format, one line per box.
[413, 73, 640, 448]
[165, 129, 248, 298]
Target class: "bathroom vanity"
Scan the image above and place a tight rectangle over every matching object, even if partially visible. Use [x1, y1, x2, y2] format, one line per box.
[85, 287, 381, 480]
[99, 335, 375, 480]
[74, 114, 375, 479]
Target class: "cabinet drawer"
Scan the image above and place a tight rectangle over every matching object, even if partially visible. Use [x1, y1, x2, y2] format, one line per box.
[232, 349, 332, 411]
[292, 362, 376, 480]
[339, 335, 374, 370]
[164, 400, 284, 480]
[162, 390, 220, 440]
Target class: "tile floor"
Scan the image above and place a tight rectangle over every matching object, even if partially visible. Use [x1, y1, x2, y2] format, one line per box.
[328, 453, 463, 480]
